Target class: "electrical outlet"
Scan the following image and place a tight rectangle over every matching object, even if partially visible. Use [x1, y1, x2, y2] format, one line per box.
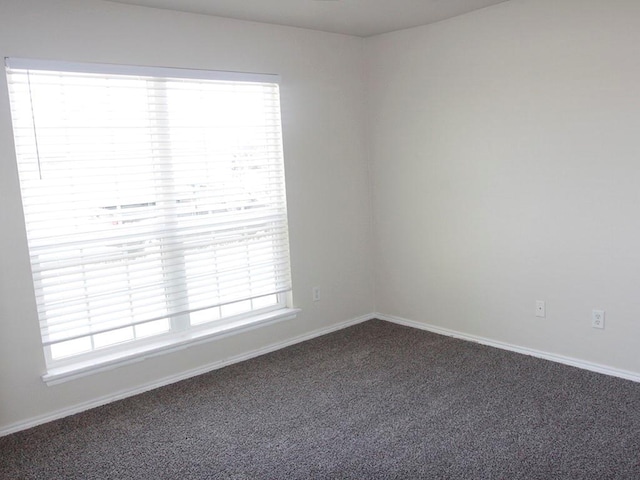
[592, 310, 605, 329]
[535, 300, 545, 318]
[312, 287, 321, 302]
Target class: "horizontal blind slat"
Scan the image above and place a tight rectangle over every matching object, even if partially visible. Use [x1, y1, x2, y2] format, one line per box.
[41, 288, 290, 347]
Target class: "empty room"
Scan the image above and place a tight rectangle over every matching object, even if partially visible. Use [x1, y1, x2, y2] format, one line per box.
[1, 0, 639, 478]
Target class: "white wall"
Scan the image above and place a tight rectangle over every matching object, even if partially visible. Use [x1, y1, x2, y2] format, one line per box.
[0, 0, 374, 432]
[367, 0, 640, 374]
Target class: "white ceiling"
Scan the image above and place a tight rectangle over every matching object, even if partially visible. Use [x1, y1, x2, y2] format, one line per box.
[106, 0, 510, 37]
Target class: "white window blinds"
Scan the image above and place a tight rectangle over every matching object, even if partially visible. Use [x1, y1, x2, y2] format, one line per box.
[6, 58, 292, 363]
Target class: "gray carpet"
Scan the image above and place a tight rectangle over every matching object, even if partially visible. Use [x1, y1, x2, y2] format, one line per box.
[1, 319, 639, 479]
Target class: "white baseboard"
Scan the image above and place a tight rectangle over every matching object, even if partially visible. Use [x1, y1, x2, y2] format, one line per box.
[375, 312, 640, 384]
[0, 313, 374, 437]
[5, 311, 638, 437]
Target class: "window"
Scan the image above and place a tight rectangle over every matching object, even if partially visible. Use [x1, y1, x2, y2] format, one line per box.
[6, 58, 294, 380]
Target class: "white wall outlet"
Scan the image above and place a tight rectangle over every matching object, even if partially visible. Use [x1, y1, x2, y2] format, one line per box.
[312, 286, 321, 302]
[535, 300, 545, 318]
[592, 310, 605, 329]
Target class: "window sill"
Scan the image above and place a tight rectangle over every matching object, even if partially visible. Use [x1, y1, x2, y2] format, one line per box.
[42, 307, 300, 386]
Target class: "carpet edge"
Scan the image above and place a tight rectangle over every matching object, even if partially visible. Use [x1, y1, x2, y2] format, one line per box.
[0, 313, 375, 437]
[376, 312, 640, 384]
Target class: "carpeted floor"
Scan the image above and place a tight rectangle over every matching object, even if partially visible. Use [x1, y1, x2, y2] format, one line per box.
[1, 319, 639, 479]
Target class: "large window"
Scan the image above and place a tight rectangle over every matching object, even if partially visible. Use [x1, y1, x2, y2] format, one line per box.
[6, 59, 293, 378]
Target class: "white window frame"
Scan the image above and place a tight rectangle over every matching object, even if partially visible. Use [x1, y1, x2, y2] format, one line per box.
[6, 58, 299, 384]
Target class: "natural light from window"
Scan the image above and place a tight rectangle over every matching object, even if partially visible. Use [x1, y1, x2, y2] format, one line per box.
[6, 59, 293, 375]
